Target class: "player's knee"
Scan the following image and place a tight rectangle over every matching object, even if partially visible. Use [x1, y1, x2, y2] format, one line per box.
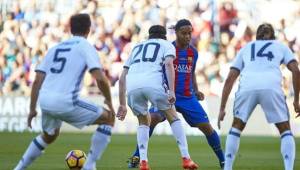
[137, 114, 151, 126]
[275, 121, 290, 134]
[102, 110, 115, 126]
[150, 114, 164, 127]
[42, 130, 59, 144]
[197, 123, 214, 135]
[232, 118, 246, 131]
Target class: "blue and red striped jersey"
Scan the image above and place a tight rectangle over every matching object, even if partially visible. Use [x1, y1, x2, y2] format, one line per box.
[172, 42, 198, 98]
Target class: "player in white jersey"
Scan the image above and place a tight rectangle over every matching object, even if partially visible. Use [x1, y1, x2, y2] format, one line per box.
[117, 25, 198, 170]
[14, 14, 115, 170]
[218, 23, 300, 170]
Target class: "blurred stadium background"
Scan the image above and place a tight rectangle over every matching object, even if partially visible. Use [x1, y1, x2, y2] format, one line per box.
[1, 0, 300, 169]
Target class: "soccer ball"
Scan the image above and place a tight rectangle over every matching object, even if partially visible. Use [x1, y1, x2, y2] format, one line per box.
[65, 150, 87, 170]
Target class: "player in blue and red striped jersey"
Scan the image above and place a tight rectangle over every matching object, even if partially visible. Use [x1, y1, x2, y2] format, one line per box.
[126, 19, 225, 169]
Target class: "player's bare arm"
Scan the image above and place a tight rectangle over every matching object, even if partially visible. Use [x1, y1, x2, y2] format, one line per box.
[28, 72, 46, 128]
[287, 60, 300, 117]
[117, 68, 128, 121]
[164, 56, 176, 104]
[218, 68, 240, 129]
[192, 72, 204, 101]
[90, 69, 115, 115]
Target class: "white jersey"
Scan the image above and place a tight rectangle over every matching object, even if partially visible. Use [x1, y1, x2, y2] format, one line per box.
[232, 40, 295, 93]
[36, 36, 101, 112]
[124, 39, 175, 92]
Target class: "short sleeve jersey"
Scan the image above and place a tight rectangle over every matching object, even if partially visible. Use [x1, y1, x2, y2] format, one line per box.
[36, 36, 101, 105]
[124, 38, 175, 92]
[231, 40, 295, 93]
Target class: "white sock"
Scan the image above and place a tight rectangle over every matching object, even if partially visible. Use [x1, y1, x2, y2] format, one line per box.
[280, 130, 295, 170]
[83, 125, 112, 170]
[137, 125, 150, 162]
[170, 119, 190, 158]
[224, 127, 241, 170]
[14, 135, 48, 170]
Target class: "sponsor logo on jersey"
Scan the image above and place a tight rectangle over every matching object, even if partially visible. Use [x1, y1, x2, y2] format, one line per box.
[174, 64, 192, 73]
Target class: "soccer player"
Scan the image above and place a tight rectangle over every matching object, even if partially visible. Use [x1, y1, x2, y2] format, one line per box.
[218, 23, 300, 170]
[117, 25, 198, 170]
[126, 19, 225, 169]
[14, 14, 115, 170]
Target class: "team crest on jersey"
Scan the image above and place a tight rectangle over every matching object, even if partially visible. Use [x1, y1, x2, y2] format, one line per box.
[187, 56, 193, 62]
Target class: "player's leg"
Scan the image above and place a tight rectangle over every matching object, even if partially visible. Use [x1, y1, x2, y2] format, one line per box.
[147, 88, 198, 169]
[198, 122, 225, 168]
[260, 90, 295, 170]
[275, 121, 295, 170]
[136, 114, 151, 166]
[126, 88, 152, 170]
[162, 107, 198, 169]
[72, 100, 114, 170]
[14, 111, 61, 170]
[176, 97, 225, 168]
[84, 110, 114, 170]
[224, 91, 257, 170]
[224, 118, 246, 170]
[128, 110, 166, 168]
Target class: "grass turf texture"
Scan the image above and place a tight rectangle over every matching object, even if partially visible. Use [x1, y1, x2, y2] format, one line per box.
[1, 132, 299, 170]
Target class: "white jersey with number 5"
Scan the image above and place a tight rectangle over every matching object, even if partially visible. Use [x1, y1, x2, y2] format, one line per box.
[36, 36, 101, 112]
[124, 39, 175, 93]
[231, 40, 295, 93]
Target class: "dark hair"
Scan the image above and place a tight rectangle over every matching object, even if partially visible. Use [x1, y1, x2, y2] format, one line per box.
[174, 19, 192, 31]
[148, 25, 166, 40]
[256, 23, 275, 40]
[70, 13, 91, 35]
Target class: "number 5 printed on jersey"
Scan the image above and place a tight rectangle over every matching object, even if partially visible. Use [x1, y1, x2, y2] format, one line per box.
[251, 42, 274, 61]
[50, 48, 71, 73]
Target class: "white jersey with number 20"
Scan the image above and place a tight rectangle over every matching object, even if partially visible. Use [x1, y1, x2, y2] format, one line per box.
[124, 39, 175, 93]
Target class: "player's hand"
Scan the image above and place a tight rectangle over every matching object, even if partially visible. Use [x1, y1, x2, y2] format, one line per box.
[27, 109, 38, 129]
[116, 105, 127, 121]
[168, 91, 176, 104]
[218, 109, 226, 129]
[195, 91, 205, 101]
[293, 101, 300, 118]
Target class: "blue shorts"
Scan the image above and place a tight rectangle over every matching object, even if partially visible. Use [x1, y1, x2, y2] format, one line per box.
[149, 96, 209, 127]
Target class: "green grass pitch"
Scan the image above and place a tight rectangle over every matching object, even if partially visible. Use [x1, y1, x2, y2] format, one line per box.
[1, 132, 299, 170]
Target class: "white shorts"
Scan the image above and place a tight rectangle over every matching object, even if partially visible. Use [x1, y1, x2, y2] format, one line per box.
[233, 89, 289, 124]
[41, 99, 103, 135]
[127, 87, 172, 116]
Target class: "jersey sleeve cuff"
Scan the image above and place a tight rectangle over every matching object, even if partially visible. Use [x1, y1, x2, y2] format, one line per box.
[230, 66, 241, 72]
[123, 66, 129, 69]
[286, 59, 297, 66]
[165, 54, 175, 59]
[89, 67, 101, 73]
[35, 69, 46, 74]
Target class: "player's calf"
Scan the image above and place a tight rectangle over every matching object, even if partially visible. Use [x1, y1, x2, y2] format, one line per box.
[276, 121, 295, 170]
[83, 110, 114, 170]
[197, 123, 225, 168]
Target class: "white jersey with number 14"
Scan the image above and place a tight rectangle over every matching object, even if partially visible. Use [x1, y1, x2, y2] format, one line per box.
[231, 40, 295, 93]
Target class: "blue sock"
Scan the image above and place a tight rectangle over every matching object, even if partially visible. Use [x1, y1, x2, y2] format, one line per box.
[205, 130, 225, 165]
[132, 126, 155, 157]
